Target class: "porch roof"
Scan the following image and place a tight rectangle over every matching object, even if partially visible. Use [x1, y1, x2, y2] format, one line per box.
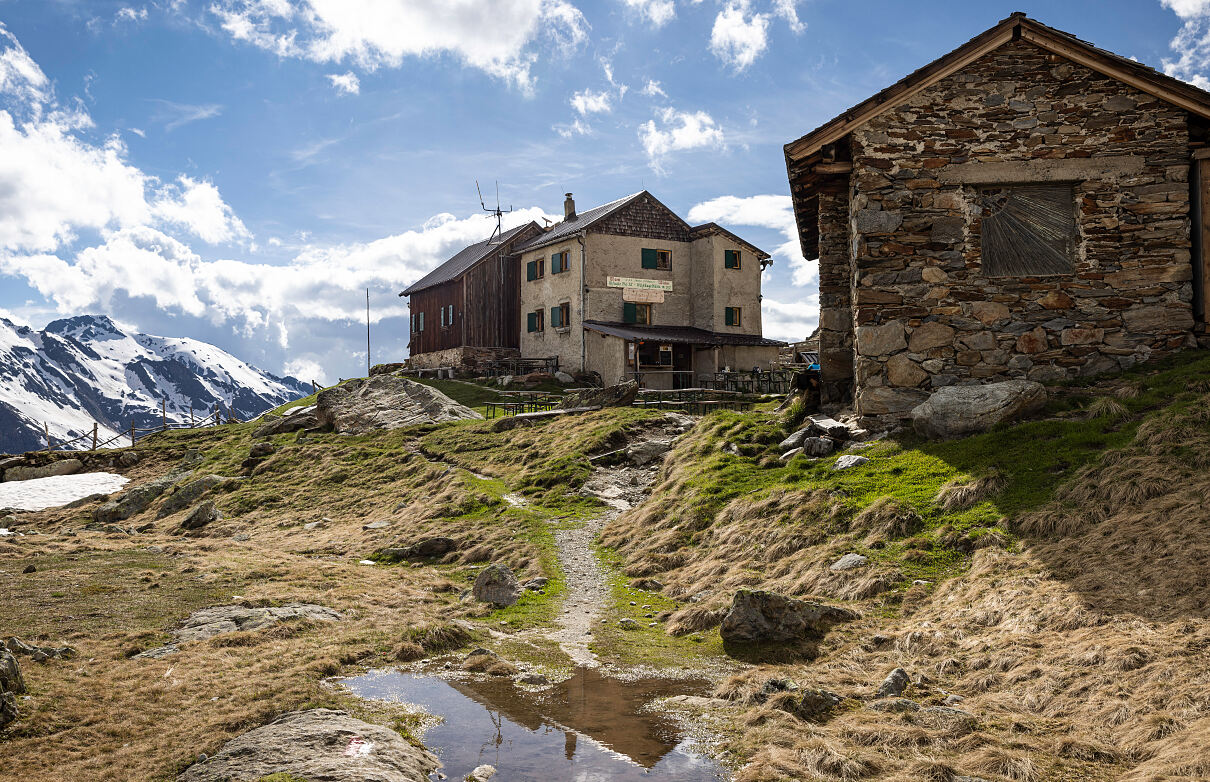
[582, 320, 787, 347]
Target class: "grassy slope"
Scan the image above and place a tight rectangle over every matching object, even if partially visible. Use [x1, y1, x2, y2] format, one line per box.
[599, 349, 1210, 781]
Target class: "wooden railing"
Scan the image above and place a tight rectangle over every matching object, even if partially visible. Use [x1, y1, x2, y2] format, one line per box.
[40, 403, 240, 452]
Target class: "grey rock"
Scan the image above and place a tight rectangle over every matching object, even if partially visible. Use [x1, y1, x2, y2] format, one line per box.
[380, 537, 457, 562]
[523, 577, 548, 591]
[779, 427, 811, 450]
[807, 414, 850, 440]
[363, 521, 389, 531]
[248, 441, 276, 458]
[857, 386, 928, 415]
[554, 371, 576, 384]
[181, 501, 221, 531]
[133, 644, 179, 659]
[0, 649, 22, 729]
[626, 439, 672, 466]
[919, 705, 978, 730]
[172, 604, 341, 644]
[618, 618, 640, 630]
[94, 474, 179, 524]
[801, 437, 835, 457]
[158, 476, 232, 518]
[869, 697, 921, 713]
[4, 458, 84, 482]
[116, 451, 140, 468]
[472, 564, 522, 608]
[631, 578, 664, 591]
[875, 667, 910, 698]
[176, 708, 438, 782]
[943, 694, 965, 705]
[719, 589, 859, 643]
[833, 455, 870, 471]
[253, 413, 318, 438]
[560, 381, 639, 409]
[466, 764, 497, 782]
[779, 447, 804, 462]
[911, 380, 1047, 439]
[855, 209, 903, 234]
[4, 637, 74, 660]
[855, 321, 906, 357]
[830, 553, 869, 571]
[315, 375, 481, 434]
[516, 672, 549, 687]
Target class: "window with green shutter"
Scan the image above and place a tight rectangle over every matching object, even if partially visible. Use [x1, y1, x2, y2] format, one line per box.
[641, 248, 658, 269]
[526, 260, 536, 281]
[725, 249, 740, 269]
[623, 301, 637, 323]
[527, 311, 542, 332]
[550, 306, 560, 328]
[725, 306, 742, 327]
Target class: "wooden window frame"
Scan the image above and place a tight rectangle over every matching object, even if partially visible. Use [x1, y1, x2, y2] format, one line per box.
[551, 251, 570, 274]
[641, 248, 671, 270]
[418, 312, 425, 332]
[725, 249, 741, 269]
[527, 309, 545, 333]
[527, 258, 546, 281]
[551, 301, 571, 329]
[978, 184, 1077, 277]
[725, 306, 742, 327]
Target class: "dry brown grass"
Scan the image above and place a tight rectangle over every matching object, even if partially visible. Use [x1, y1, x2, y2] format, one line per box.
[933, 470, 1006, 513]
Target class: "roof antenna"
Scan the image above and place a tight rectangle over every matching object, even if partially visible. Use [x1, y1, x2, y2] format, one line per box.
[477, 180, 513, 244]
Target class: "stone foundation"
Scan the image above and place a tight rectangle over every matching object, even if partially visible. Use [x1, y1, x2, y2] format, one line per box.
[406, 346, 520, 372]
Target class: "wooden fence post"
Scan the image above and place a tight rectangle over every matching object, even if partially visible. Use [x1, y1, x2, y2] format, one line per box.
[44, 422, 51, 451]
[189, 405, 194, 427]
[91, 423, 98, 451]
[312, 380, 318, 395]
[162, 398, 167, 431]
[130, 421, 136, 447]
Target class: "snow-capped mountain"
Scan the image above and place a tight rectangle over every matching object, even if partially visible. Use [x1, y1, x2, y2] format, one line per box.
[0, 315, 311, 454]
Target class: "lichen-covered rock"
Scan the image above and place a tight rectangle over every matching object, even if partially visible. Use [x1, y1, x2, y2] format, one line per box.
[4, 458, 83, 482]
[173, 603, 341, 644]
[472, 564, 522, 607]
[720, 589, 859, 643]
[0, 649, 22, 729]
[910, 379, 1046, 439]
[158, 476, 235, 518]
[315, 376, 481, 434]
[94, 474, 179, 524]
[180, 500, 221, 530]
[379, 536, 457, 561]
[176, 708, 438, 782]
[560, 381, 639, 409]
[875, 667, 910, 698]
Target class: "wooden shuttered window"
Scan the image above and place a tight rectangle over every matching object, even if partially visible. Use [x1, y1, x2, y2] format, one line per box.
[641, 248, 659, 269]
[551, 251, 569, 274]
[623, 302, 637, 323]
[526, 260, 536, 281]
[725, 307, 741, 327]
[550, 303, 570, 328]
[725, 249, 741, 269]
[527, 311, 545, 332]
[979, 185, 1076, 277]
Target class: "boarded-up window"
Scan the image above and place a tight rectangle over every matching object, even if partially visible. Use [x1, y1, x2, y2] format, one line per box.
[979, 185, 1076, 277]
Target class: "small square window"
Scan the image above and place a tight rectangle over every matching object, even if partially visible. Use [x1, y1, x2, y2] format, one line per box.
[527, 258, 545, 281]
[641, 248, 671, 270]
[979, 185, 1076, 277]
[725, 306, 742, 327]
[551, 251, 570, 274]
[527, 310, 544, 332]
[725, 249, 741, 269]
[624, 302, 653, 324]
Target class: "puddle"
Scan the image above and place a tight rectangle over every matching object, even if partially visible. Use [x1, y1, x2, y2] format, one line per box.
[341, 667, 729, 781]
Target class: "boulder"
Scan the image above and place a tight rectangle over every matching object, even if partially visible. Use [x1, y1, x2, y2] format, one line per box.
[719, 589, 859, 643]
[779, 428, 811, 451]
[94, 474, 180, 524]
[5, 458, 84, 482]
[115, 451, 141, 469]
[181, 501, 221, 531]
[249, 441, 276, 458]
[830, 553, 869, 571]
[806, 414, 851, 440]
[158, 475, 233, 518]
[370, 362, 406, 376]
[918, 705, 978, 731]
[380, 537, 457, 562]
[253, 412, 318, 438]
[315, 376, 481, 434]
[857, 387, 928, 416]
[173, 604, 341, 644]
[0, 649, 22, 729]
[4, 637, 74, 660]
[910, 380, 1046, 439]
[554, 371, 576, 384]
[560, 381, 639, 409]
[626, 439, 673, 466]
[875, 667, 910, 698]
[788, 688, 844, 721]
[466, 764, 497, 782]
[472, 564, 522, 608]
[779, 447, 804, 462]
[176, 708, 438, 782]
[801, 437, 835, 457]
[833, 455, 870, 471]
[869, 697, 921, 713]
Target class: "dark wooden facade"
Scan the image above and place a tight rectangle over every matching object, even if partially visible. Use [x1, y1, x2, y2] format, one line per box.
[406, 223, 539, 357]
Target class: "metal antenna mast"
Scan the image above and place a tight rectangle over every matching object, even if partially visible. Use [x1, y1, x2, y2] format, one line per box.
[477, 180, 512, 244]
[365, 288, 371, 377]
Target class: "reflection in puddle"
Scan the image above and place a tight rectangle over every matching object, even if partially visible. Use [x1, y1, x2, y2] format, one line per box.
[341, 667, 728, 781]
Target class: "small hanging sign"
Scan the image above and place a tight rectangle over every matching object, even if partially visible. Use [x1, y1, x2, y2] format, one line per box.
[607, 276, 672, 291]
[622, 287, 665, 303]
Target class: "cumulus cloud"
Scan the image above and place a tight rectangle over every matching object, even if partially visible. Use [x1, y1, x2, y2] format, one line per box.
[1162, 0, 1210, 88]
[638, 107, 724, 171]
[0, 23, 50, 109]
[151, 176, 252, 244]
[326, 70, 360, 94]
[710, 0, 769, 72]
[761, 295, 818, 342]
[640, 79, 667, 98]
[116, 7, 149, 24]
[622, 0, 676, 28]
[570, 87, 612, 115]
[209, 0, 589, 92]
[772, 0, 805, 34]
[687, 194, 812, 286]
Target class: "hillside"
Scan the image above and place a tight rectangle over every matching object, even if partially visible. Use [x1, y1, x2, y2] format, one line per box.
[0, 357, 1208, 781]
[0, 315, 311, 454]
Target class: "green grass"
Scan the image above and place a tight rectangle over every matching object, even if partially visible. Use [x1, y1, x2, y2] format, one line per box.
[408, 377, 510, 416]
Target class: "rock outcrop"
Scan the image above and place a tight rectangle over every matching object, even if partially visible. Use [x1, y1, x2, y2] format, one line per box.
[472, 564, 522, 607]
[315, 376, 481, 433]
[379, 537, 457, 562]
[0, 649, 24, 728]
[720, 590, 859, 643]
[910, 379, 1046, 439]
[94, 474, 180, 524]
[180, 501, 221, 531]
[176, 708, 438, 782]
[559, 381, 639, 410]
[4, 458, 83, 482]
[158, 476, 236, 518]
[136, 603, 341, 659]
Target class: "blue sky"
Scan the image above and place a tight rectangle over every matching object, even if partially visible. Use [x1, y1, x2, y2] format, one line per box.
[0, 0, 1207, 384]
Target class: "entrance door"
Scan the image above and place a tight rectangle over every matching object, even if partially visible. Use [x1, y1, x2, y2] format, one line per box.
[673, 344, 692, 389]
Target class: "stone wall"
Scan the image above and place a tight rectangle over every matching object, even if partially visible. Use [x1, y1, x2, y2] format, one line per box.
[817, 184, 854, 404]
[406, 346, 519, 372]
[838, 39, 1196, 418]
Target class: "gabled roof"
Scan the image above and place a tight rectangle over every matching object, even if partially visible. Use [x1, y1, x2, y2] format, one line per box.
[785, 12, 1210, 166]
[401, 222, 539, 296]
[513, 192, 647, 253]
[690, 222, 771, 261]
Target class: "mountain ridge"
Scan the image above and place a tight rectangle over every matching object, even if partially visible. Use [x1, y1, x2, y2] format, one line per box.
[0, 315, 310, 454]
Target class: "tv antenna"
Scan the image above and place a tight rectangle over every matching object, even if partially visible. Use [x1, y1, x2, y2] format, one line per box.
[477, 180, 512, 244]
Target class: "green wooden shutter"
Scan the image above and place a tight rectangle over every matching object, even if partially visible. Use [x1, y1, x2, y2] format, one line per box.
[550, 306, 559, 328]
[527, 312, 536, 332]
[623, 302, 637, 323]
[725, 307, 735, 326]
[526, 261, 536, 281]
[641, 248, 658, 269]
[724, 250, 738, 268]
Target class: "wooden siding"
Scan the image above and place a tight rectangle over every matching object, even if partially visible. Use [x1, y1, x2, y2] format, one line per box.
[408, 245, 525, 356]
[408, 279, 464, 355]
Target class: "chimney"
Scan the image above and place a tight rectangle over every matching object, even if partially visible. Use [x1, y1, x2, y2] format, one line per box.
[564, 193, 576, 221]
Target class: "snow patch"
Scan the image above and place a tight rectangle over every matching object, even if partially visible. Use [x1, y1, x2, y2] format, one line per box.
[0, 472, 129, 511]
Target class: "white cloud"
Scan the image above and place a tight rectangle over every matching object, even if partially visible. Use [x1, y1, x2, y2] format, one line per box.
[710, 1, 769, 72]
[1162, 0, 1210, 88]
[554, 118, 592, 138]
[761, 296, 818, 343]
[638, 107, 724, 171]
[326, 70, 360, 94]
[283, 357, 328, 386]
[687, 194, 813, 286]
[209, 0, 589, 92]
[570, 87, 612, 115]
[1163, 0, 1210, 17]
[129, 127, 146, 138]
[151, 99, 224, 131]
[0, 23, 50, 110]
[640, 79, 667, 98]
[622, 0, 676, 28]
[772, 0, 804, 34]
[152, 176, 251, 244]
[116, 7, 149, 24]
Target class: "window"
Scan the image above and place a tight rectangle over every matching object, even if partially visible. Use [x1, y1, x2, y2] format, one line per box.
[641, 248, 671, 270]
[624, 302, 653, 324]
[551, 251, 570, 274]
[527, 309, 545, 333]
[979, 185, 1075, 277]
[440, 307, 445, 328]
[418, 312, 425, 331]
[410, 314, 415, 333]
[725, 306, 742, 327]
[526, 258, 545, 281]
[725, 249, 741, 269]
[551, 302, 571, 328]
[440, 304, 454, 328]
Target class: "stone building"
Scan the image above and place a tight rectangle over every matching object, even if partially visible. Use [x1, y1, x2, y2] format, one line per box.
[785, 13, 1210, 417]
[515, 191, 783, 388]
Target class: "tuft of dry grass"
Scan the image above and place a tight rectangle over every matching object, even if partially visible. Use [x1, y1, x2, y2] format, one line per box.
[1084, 396, 1130, 420]
[933, 470, 1006, 513]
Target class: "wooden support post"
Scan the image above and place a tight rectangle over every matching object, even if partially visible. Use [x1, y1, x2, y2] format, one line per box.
[162, 398, 168, 431]
[130, 421, 136, 447]
[189, 405, 194, 427]
[91, 423, 98, 451]
[312, 380, 318, 395]
[44, 421, 51, 451]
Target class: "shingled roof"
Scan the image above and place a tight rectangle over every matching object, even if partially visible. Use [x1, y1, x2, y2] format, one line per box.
[400, 222, 538, 297]
[513, 192, 645, 253]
